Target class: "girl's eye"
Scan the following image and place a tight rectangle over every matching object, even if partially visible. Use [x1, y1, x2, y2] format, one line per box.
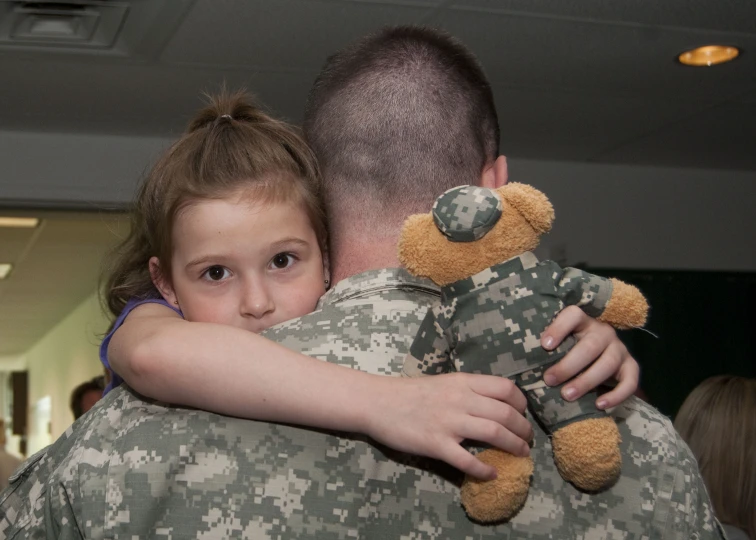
[203, 265, 230, 281]
[271, 253, 295, 269]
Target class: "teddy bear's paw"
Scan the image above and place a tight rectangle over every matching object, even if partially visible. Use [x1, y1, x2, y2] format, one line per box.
[460, 449, 534, 523]
[552, 417, 622, 492]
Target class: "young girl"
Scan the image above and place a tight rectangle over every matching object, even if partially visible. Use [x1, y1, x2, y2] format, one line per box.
[101, 90, 628, 481]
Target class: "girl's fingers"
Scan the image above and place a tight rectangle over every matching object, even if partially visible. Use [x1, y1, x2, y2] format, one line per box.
[541, 305, 588, 351]
[553, 341, 622, 401]
[594, 358, 640, 410]
[439, 443, 497, 480]
[458, 416, 531, 458]
[466, 374, 528, 414]
[543, 328, 613, 387]
[467, 395, 533, 443]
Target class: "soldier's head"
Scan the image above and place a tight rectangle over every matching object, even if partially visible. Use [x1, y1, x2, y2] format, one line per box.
[304, 26, 503, 252]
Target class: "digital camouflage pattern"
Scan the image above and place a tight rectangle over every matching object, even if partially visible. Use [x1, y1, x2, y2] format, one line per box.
[404, 251, 613, 432]
[432, 186, 502, 242]
[0, 269, 725, 539]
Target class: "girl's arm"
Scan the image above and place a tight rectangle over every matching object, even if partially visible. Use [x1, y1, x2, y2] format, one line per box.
[109, 302, 533, 480]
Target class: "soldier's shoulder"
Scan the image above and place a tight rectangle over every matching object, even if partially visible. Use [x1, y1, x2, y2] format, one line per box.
[613, 396, 680, 448]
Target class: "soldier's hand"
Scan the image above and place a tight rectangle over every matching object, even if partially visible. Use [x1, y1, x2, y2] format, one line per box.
[541, 306, 639, 409]
[367, 373, 533, 480]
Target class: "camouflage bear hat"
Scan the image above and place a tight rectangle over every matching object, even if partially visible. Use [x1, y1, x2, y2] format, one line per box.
[431, 185, 502, 242]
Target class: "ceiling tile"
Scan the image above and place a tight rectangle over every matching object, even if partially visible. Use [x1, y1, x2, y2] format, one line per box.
[0, 212, 127, 356]
[160, 0, 432, 71]
[0, 227, 36, 262]
[0, 59, 317, 135]
[450, 0, 756, 35]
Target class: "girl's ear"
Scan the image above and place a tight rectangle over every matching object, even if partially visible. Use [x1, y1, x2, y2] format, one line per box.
[149, 257, 177, 305]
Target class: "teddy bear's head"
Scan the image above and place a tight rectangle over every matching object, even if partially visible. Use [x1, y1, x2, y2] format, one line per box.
[398, 183, 555, 286]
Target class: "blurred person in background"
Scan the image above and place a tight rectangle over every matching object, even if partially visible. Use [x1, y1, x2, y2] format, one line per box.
[69, 375, 105, 420]
[675, 375, 756, 540]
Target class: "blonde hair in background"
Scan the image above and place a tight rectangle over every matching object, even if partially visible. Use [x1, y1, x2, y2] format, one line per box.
[674, 375, 756, 539]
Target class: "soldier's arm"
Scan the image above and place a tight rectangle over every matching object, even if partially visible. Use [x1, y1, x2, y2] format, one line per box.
[646, 414, 728, 539]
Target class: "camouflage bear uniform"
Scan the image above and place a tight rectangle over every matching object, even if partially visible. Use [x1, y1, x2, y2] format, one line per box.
[0, 270, 725, 539]
[404, 250, 615, 433]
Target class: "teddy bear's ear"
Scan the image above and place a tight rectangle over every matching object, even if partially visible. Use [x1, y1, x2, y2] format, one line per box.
[397, 213, 440, 278]
[496, 182, 555, 234]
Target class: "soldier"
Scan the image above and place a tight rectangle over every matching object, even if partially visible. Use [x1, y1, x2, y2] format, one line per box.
[0, 26, 724, 539]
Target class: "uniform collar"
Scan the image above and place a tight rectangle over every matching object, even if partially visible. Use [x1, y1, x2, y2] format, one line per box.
[318, 268, 440, 307]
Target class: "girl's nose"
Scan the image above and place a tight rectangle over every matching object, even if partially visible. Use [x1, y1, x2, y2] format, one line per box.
[241, 282, 274, 319]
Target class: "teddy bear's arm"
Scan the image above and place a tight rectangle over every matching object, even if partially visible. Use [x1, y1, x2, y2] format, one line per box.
[597, 278, 648, 330]
[402, 308, 453, 378]
[554, 266, 615, 319]
[555, 266, 648, 329]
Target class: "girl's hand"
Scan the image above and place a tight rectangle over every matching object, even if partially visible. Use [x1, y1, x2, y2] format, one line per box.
[541, 306, 640, 410]
[366, 373, 533, 480]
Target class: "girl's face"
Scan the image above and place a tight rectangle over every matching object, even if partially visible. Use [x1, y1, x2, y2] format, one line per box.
[154, 193, 327, 333]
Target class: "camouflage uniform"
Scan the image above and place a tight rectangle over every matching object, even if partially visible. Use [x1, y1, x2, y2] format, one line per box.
[404, 251, 614, 433]
[0, 269, 725, 539]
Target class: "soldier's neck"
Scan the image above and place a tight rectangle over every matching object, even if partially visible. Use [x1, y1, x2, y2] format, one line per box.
[329, 238, 401, 285]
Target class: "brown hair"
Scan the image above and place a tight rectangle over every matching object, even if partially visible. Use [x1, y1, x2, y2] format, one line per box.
[69, 376, 105, 420]
[674, 375, 756, 538]
[103, 89, 327, 320]
[303, 25, 499, 226]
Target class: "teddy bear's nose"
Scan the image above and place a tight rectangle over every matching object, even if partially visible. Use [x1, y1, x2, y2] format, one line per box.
[431, 185, 502, 242]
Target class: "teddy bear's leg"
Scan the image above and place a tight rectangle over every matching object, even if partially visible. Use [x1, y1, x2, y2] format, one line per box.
[460, 449, 533, 523]
[516, 366, 621, 492]
[552, 417, 621, 491]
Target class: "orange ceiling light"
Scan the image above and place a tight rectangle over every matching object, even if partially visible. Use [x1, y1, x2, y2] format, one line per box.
[678, 45, 740, 66]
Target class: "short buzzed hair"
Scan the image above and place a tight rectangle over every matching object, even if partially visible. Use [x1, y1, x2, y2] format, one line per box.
[304, 26, 500, 224]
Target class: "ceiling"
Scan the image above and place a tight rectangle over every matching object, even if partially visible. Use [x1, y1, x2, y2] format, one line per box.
[0, 211, 128, 356]
[0, 0, 754, 169]
[0, 0, 755, 357]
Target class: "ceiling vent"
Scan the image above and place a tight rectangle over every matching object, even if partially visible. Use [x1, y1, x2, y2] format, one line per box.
[0, 0, 194, 57]
[0, 1, 128, 48]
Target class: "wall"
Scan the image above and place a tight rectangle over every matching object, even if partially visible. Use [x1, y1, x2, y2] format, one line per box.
[0, 129, 169, 208]
[1, 130, 754, 271]
[24, 291, 109, 453]
[512, 159, 756, 271]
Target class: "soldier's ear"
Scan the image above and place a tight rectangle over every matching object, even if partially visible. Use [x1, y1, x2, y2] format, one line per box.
[496, 183, 554, 234]
[480, 156, 509, 189]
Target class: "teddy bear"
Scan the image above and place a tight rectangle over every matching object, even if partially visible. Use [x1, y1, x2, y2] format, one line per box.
[397, 183, 649, 523]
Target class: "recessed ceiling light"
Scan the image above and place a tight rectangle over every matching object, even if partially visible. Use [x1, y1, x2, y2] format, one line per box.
[0, 217, 40, 228]
[678, 45, 740, 66]
[0, 264, 12, 280]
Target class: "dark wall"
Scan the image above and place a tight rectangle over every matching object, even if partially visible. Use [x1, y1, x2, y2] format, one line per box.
[586, 268, 756, 419]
